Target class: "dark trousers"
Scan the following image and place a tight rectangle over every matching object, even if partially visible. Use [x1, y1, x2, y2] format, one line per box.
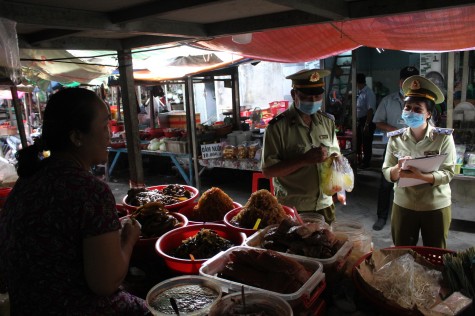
[356, 116, 376, 165]
[391, 203, 451, 248]
[376, 148, 394, 220]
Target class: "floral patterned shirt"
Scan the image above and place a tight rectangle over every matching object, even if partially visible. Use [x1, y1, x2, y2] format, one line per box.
[0, 157, 149, 315]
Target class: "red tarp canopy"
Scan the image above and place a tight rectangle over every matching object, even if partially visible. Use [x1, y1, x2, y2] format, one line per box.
[194, 5, 475, 62]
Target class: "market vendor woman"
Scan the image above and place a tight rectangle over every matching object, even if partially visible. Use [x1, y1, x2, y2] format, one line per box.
[261, 69, 340, 223]
[383, 75, 456, 248]
[0, 88, 150, 315]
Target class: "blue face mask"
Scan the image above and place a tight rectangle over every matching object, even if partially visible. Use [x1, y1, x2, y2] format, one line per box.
[401, 110, 426, 128]
[297, 100, 322, 115]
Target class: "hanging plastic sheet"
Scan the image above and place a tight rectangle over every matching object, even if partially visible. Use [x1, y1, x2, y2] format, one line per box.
[0, 18, 21, 84]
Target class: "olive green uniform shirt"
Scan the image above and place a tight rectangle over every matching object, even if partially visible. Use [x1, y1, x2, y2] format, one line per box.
[382, 124, 456, 211]
[261, 104, 340, 211]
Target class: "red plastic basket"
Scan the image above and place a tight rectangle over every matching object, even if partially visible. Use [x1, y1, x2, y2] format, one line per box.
[352, 246, 455, 315]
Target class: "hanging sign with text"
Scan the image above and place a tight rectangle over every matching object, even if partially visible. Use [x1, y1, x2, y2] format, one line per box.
[201, 143, 223, 159]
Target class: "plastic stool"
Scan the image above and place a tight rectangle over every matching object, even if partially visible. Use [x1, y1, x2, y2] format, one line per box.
[252, 172, 274, 194]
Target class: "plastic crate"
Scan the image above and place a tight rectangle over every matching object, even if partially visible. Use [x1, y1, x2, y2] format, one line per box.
[199, 246, 325, 309]
[244, 224, 353, 273]
[462, 166, 475, 176]
[165, 140, 188, 154]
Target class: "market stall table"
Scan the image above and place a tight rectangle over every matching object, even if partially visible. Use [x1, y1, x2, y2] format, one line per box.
[107, 147, 194, 186]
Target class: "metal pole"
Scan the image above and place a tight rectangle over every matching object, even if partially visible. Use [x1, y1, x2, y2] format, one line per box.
[461, 51, 469, 102]
[446, 52, 455, 129]
[186, 76, 200, 190]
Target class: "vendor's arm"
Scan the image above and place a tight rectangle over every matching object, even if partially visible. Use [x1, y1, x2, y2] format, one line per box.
[83, 222, 140, 296]
[262, 145, 328, 177]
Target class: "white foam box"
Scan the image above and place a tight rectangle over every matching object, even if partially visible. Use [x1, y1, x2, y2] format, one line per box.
[244, 224, 353, 273]
[199, 246, 325, 309]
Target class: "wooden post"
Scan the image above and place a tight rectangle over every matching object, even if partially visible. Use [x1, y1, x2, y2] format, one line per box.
[231, 67, 240, 130]
[117, 49, 144, 188]
[10, 86, 28, 148]
[351, 52, 357, 163]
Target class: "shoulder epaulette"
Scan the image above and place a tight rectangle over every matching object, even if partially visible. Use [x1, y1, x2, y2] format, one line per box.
[387, 127, 407, 137]
[318, 111, 335, 121]
[432, 127, 454, 135]
[268, 112, 286, 125]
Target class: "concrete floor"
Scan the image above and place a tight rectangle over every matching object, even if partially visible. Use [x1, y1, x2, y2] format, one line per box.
[107, 153, 475, 252]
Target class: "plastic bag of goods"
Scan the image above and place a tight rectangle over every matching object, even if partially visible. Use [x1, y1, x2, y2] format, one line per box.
[321, 155, 354, 197]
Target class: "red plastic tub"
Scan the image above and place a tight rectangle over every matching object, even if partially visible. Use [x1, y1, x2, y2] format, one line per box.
[155, 223, 246, 275]
[0, 187, 12, 208]
[122, 184, 199, 213]
[121, 212, 188, 264]
[223, 205, 299, 236]
[178, 201, 242, 225]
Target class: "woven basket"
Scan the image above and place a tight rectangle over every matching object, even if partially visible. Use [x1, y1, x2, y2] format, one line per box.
[352, 246, 455, 315]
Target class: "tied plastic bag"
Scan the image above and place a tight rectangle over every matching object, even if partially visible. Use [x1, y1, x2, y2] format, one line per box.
[321, 155, 354, 203]
[0, 157, 18, 187]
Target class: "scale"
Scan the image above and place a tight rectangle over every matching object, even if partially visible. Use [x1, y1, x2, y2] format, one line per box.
[222, 111, 233, 125]
[240, 116, 250, 131]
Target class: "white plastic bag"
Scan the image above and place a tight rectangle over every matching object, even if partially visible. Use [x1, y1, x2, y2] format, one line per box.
[0, 157, 18, 186]
[321, 155, 354, 196]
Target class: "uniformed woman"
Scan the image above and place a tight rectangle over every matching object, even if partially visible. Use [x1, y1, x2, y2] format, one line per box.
[383, 75, 456, 248]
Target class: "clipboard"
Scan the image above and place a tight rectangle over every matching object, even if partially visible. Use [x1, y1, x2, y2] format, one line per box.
[397, 154, 448, 187]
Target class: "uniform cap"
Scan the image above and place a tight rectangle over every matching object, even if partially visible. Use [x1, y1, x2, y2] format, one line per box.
[400, 66, 419, 80]
[402, 75, 444, 104]
[286, 69, 330, 95]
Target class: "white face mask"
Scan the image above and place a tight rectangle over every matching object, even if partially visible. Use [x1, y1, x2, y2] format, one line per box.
[297, 100, 322, 115]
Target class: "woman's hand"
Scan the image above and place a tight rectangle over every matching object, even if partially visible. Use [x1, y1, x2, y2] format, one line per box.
[399, 165, 423, 179]
[120, 217, 141, 246]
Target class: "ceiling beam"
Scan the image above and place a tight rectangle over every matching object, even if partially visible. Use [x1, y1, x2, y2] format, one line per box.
[109, 0, 225, 24]
[267, 0, 348, 20]
[23, 30, 83, 45]
[205, 10, 330, 36]
[347, 0, 475, 18]
[122, 20, 207, 38]
[121, 36, 191, 50]
[0, 2, 114, 31]
[0, 2, 207, 37]
[18, 36, 123, 51]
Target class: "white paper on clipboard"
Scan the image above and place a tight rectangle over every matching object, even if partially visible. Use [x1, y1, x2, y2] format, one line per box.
[397, 154, 448, 187]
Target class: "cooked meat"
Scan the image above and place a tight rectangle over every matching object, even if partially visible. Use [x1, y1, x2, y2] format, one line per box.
[230, 189, 288, 229]
[190, 187, 235, 222]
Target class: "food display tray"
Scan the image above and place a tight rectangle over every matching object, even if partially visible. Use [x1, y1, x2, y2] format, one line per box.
[243, 224, 353, 272]
[199, 246, 325, 309]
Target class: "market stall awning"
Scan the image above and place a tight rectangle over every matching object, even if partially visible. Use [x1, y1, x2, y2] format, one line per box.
[193, 6, 475, 63]
[20, 46, 246, 85]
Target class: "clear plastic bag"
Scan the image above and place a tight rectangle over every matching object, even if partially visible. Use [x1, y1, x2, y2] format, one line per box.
[321, 155, 354, 196]
[0, 18, 21, 84]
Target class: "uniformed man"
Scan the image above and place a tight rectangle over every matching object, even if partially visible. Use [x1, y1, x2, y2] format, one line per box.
[261, 69, 341, 223]
[382, 75, 456, 248]
[372, 66, 419, 231]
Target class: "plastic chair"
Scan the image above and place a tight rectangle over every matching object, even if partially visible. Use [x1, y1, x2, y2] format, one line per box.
[252, 172, 274, 194]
